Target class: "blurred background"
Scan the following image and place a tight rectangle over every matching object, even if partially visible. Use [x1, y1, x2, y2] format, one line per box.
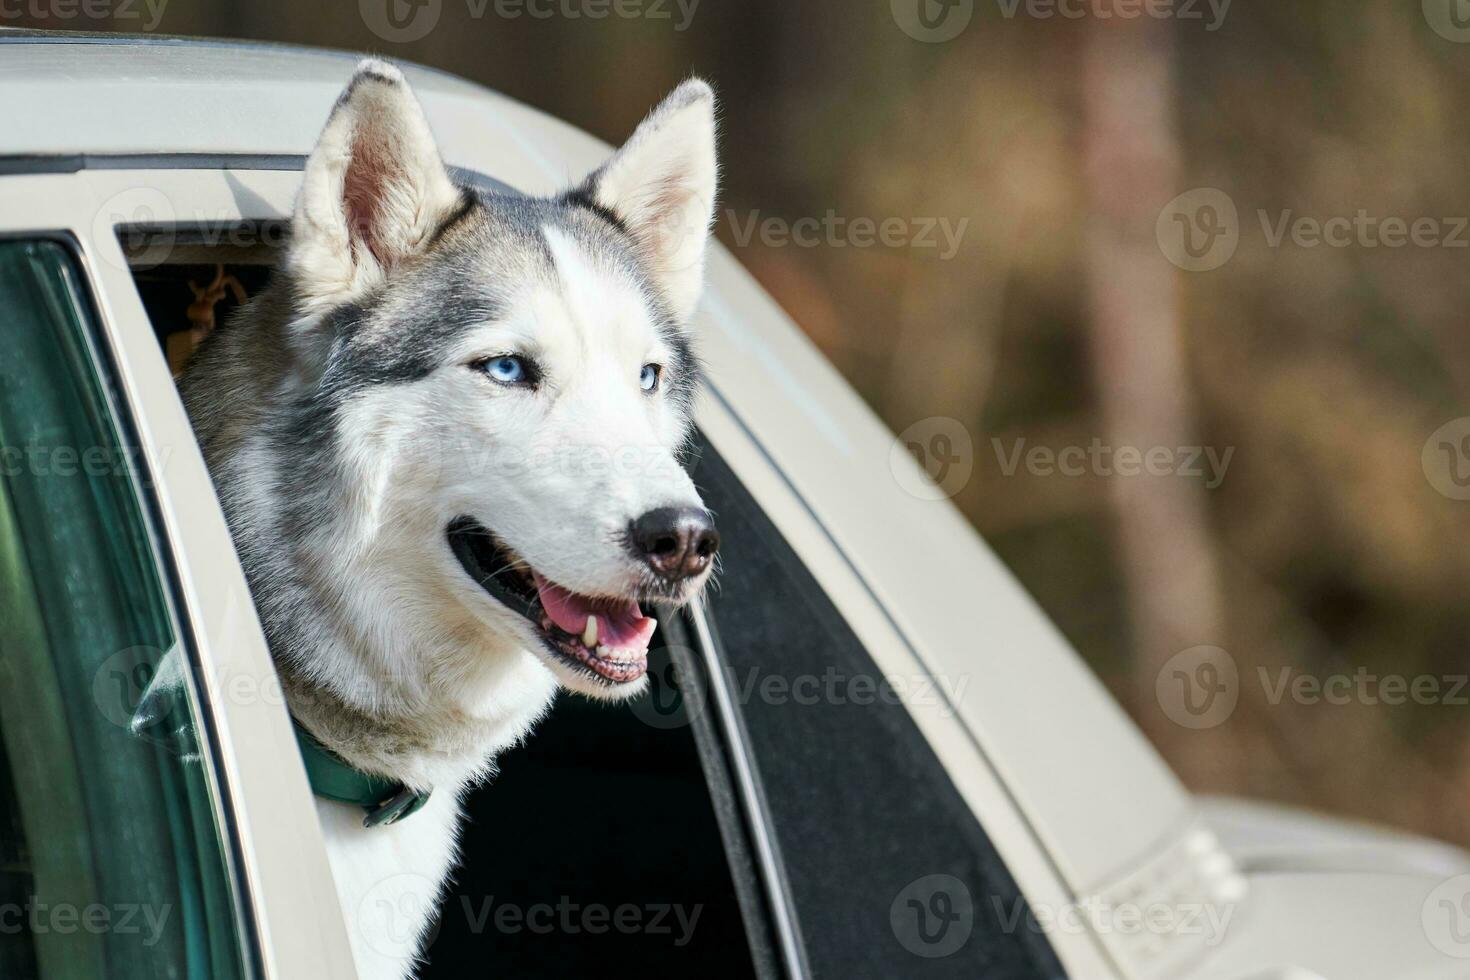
[12, 0, 1470, 849]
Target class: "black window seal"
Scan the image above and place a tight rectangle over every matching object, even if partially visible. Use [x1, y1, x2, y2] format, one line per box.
[0, 153, 517, 199]
[677, 600, 814, 979]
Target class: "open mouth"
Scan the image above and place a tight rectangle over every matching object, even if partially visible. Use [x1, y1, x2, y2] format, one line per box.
[446, 517, 656, 685]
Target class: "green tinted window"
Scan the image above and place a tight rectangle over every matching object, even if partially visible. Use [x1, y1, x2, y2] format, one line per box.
[0, 240, 250, 979]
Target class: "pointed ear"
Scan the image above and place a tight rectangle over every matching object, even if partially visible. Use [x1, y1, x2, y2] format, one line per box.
[288, 59, 465, 315]
[578, 79, 718, 323]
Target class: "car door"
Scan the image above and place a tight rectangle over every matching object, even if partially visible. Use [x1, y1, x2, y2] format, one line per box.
[0, 166, 356, 979]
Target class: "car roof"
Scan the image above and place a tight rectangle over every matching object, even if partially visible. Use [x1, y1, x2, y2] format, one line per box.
[0, 31, 580, 168]
[0, 30, 1191, 894]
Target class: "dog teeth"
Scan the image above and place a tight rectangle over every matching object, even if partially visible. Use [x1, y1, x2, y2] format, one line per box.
[596, 646, 643, 664]
[582, 616, 599, 648]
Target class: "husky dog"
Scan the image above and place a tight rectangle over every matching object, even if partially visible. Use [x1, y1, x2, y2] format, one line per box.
[178, 60, 720, 980]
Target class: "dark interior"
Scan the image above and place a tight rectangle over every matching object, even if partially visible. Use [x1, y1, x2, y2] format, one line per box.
[422, 645, 755, 977]
[0, 730, 37, 977]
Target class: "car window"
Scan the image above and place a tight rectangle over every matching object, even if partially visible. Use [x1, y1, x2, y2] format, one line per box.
[0, 240, 251, 979]
[686, 439, 1066, 979]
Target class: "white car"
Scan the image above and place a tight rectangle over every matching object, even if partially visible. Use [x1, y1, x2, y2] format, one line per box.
[0, 30, 1467, 980]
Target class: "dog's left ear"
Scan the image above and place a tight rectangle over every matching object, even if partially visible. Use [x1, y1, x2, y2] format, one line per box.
[289, 59, 465, 316]
[576, 79, 718, 323]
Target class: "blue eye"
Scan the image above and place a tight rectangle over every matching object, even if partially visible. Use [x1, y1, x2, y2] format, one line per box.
[640, 363, 661, 392]
[483, 355, 528, 384]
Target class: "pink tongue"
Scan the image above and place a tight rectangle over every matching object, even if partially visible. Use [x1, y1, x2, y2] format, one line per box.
[534, 574, 656, 653]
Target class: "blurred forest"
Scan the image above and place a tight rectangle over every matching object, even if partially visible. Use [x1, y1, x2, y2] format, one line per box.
[13, 1, 1470, 848]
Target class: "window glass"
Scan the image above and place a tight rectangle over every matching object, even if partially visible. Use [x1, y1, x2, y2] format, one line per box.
[0, 240, 250, 979]
[688, 439, 1065, 978]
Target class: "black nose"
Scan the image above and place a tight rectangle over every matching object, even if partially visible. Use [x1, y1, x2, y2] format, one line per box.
[630, 507, 719, 582]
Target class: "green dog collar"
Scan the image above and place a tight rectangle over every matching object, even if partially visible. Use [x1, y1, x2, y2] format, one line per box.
[292, 722, 432, 829]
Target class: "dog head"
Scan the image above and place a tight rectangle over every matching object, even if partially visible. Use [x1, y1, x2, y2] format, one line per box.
[282, 60, 719, 698]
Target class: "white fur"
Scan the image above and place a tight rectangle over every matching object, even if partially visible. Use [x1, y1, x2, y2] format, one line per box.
[229, 62, 722, 980]
[590, 78, 718, 322]
[317, 792, 463, 980]
[288, 59, 464, 322]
